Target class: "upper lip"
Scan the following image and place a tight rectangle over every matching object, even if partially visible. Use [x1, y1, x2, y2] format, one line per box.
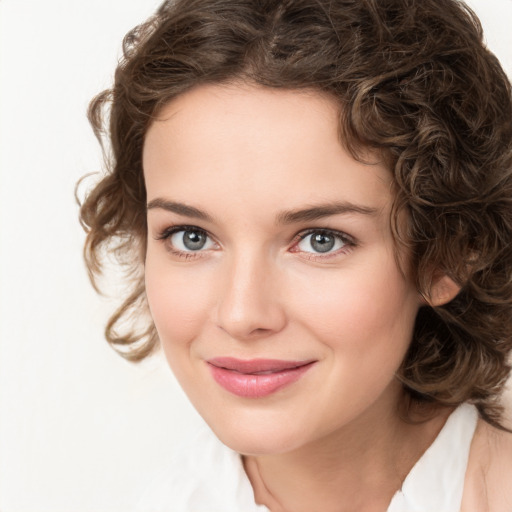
[207, 357, 316, 374]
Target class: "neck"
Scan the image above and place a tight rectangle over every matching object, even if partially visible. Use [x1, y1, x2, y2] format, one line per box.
[243, 385, 452, 512]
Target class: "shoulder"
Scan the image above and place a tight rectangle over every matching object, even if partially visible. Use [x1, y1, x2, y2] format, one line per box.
[461, 416, 512, 512]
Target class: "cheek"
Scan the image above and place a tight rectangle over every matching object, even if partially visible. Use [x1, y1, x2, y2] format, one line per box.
[287, 265, 418, 423]
[144, 253, 213, 353]
[291, 262, 418, 359]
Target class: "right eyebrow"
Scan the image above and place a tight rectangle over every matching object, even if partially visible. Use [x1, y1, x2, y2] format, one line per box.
[146, 198, 214, 223]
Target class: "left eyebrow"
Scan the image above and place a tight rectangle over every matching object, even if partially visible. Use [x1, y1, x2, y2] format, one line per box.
[276, 201, 379, 225]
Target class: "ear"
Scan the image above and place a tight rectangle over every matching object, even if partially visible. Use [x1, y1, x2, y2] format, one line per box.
[428, 274, 461, 307]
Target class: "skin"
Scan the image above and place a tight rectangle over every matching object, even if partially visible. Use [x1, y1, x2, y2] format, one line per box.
[461, 419, 512, 512]
[142, 83, 497, 511]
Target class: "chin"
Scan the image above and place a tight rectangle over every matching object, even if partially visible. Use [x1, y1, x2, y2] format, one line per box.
[203, 409, 318, 456]
[215, 427, 304, 456]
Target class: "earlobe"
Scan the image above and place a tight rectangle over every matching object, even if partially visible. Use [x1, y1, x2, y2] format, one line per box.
[426, 275, 461, 307]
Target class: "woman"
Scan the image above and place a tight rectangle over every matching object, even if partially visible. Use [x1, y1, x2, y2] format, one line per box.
[80, 0, 512, 510]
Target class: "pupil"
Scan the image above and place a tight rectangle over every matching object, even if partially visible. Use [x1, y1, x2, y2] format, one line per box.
[183, 231, 206, 250]
[311, 233, 335, 253]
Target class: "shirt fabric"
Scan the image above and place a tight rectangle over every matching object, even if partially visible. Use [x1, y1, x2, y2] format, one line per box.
[140, 403, 478, 512]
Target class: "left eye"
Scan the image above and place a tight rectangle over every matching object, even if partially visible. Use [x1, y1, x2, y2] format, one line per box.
[169, 229, 216, 252]
[296, 231, 348, 254]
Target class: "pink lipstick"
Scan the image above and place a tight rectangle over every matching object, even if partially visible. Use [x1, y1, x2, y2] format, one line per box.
[207, 357, 315, 398]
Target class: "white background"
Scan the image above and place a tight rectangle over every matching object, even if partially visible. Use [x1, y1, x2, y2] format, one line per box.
[0, 1, 511, 511]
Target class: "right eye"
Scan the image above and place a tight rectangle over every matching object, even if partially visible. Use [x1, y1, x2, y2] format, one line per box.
[168, 228, 216, 252]
[156, 226, 217, 257]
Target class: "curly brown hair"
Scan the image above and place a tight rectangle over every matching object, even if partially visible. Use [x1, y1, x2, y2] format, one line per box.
[80, 0, 512, 429]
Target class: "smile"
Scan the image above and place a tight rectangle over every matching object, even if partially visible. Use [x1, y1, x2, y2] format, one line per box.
[206, 357, 316, 398]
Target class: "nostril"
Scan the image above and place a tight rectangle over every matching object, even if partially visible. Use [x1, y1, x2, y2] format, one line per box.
[251, 327, 271, 334]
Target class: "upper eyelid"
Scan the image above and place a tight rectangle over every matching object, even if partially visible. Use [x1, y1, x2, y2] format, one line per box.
[294, 227, 356, 244]
[155, 224, 212, 240]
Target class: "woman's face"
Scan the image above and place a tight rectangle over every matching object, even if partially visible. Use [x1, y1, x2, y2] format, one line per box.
[143, 84, 421, 455]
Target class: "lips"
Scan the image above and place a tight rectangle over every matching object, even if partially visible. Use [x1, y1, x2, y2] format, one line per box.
[207, 357, 316, 398]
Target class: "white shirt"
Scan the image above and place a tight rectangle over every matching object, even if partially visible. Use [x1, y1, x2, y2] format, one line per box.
[140, 403, 478, 512]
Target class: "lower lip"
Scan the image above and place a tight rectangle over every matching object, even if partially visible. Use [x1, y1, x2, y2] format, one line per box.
[207, 362, 315, 398]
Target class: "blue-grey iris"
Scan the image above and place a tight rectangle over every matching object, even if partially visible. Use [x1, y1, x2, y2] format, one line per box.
[311, 232, 335, 253]
[183, 230, 207, 250]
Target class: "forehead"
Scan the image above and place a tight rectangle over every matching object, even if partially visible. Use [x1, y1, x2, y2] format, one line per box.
[143, 84, 393, 218]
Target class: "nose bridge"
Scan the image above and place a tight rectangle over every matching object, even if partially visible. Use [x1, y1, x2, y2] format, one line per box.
[215, 246, 286, 339]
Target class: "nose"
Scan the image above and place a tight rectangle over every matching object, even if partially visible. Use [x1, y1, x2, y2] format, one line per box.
[214, 252, 287, 341]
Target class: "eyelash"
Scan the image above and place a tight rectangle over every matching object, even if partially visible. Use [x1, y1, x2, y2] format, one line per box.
[155, 225, 356, 261]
